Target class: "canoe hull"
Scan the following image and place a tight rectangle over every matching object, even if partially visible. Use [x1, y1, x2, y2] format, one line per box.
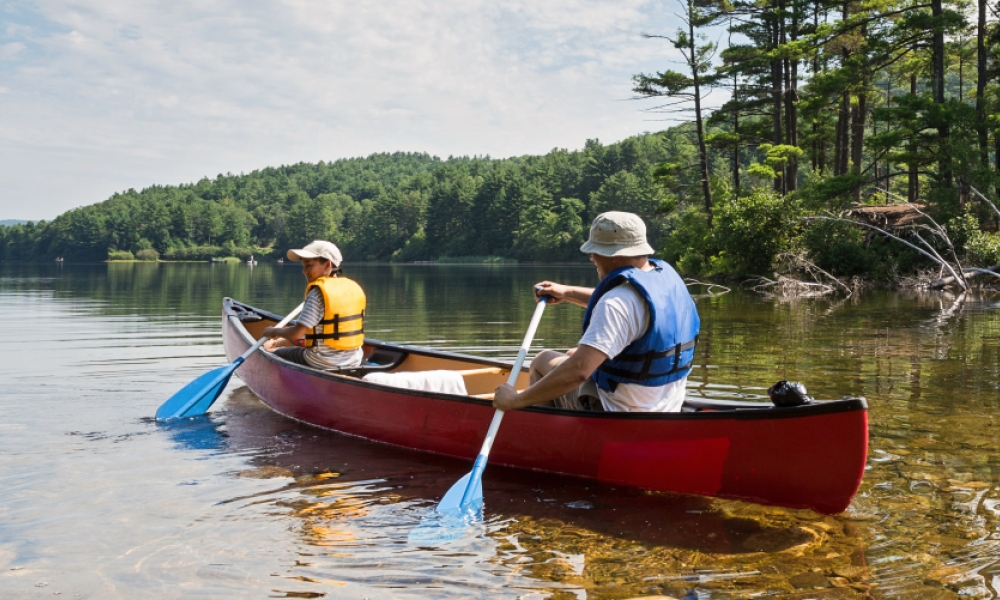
[223, 300, 868, 514]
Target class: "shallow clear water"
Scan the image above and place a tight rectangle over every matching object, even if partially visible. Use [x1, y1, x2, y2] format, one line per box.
[2, 262, 1000, 599]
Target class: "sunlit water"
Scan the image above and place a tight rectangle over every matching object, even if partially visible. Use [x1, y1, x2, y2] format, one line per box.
[2, 262, 1000, 599]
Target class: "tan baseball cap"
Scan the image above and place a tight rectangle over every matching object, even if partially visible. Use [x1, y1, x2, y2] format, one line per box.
[579, 211, 655, 257]
[287, 240, 343, 266]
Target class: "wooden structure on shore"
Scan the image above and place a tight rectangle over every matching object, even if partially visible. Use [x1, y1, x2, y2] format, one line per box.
[846, 204, 926, 229]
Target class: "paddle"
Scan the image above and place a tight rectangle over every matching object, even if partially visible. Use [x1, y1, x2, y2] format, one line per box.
[410, 295, 548, 543]
[155, 303, 304, 420]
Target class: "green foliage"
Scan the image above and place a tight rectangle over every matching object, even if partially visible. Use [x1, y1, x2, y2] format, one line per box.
[946, 211, 980, 253]
[711, 190, 801, 275]
[965, 231, 1000, 266]
[159, 245, 269, 261]
[135, 248, 160, 261]
[658, 204, 714, 275]
[747, 163, 777, 180]
[871, 96, 989, 202]
[947, 211, 1000, 266]
[802, 219, 928, 280]
[391, 228, 430, 262]
[589, 171, 658, 217]
[755, 144, 804, 177]
[799, 174, 867, 211]
[107, 249, 135, 261]
[803, 220, 880, 278]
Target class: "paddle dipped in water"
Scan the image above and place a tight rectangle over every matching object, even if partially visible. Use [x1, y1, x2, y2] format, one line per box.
[410, 295, 548, 544]
[155, 302, 304, 420]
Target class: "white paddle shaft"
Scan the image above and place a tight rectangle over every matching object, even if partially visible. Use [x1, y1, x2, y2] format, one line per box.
[239, 302, 305, 362]
[476, 297, 548, 459]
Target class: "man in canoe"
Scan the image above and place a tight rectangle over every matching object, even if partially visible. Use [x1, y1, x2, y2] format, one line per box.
[493, 211, 699, 412]
[262, 240, 366, 369]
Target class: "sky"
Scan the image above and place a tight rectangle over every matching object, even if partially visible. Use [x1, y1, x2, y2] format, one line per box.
[0, 0, 696, 220]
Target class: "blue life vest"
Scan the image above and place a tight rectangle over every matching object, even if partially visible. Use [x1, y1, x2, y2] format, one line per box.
[581, 259, 700, 392]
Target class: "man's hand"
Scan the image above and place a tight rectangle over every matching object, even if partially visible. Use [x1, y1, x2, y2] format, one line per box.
[534, 281, 593, 308]
[493, 383, 521, 411]
[534, 281, 568, 304]
[492, 345, 609, 412]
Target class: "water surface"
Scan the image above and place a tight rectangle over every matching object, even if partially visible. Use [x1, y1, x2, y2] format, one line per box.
[2, 262, 1000, 598]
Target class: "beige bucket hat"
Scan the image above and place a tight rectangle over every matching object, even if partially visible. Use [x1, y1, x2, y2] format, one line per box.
[287, 240, 343, 267]
[579, 211, 655, 257]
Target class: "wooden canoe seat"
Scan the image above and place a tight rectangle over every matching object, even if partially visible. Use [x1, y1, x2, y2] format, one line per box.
[455, 367, 509, 396]
[309, 345, 515, 396]
[454, 367, 506, 377]
[356, 366, 508, 397]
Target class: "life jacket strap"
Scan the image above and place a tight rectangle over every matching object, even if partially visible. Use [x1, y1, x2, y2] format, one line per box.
[598, 359, 695, 382]
[306, 328, 364, 341]
[613, 337, 698, 363]
[597, 335, 698, 385]
[307, 311, 364, 341]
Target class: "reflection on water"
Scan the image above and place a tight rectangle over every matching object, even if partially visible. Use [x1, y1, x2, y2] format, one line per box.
[220, 387, 872, 598]
[2, 263, 1000, 598]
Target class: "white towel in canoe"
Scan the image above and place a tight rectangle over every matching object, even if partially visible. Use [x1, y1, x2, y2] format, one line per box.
[361, 370, 468, 396]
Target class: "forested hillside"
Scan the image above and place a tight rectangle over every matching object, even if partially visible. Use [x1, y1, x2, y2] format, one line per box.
[0, 132, 699, 264]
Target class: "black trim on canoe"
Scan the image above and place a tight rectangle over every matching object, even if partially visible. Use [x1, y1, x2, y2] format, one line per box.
[225, 298, 868, 422]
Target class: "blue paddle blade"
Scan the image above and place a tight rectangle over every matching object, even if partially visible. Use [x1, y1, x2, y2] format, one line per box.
[408, 472, 483, 546]
[155, 363, 238, 420]
[155, 414, 227, 451]
[439, 471, 483, 514]
[408, 509, 479, 545]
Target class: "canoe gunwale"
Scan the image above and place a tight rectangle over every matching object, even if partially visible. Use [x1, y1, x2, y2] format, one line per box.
[225, 297, 868, 422]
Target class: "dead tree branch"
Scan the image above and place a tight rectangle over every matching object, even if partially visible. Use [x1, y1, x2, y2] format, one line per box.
[749, 276, 840, 298]
[929, 265, 1000, 289]
[968, 185, 1000, 222]
[803, 215, 967, 289]
[685, 278, 731, 297]
[746, 253, 853, 298]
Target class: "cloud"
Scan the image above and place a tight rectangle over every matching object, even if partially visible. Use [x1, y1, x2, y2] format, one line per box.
[0, 0, 688, 219]
[0, 41, 25, 59]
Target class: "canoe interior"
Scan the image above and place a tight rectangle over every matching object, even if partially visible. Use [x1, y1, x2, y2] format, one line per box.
[235, 303, 526, 395]
[230, 299, 864, 414]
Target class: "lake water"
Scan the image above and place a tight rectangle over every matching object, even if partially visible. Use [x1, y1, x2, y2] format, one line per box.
[2, 262, 1000, 599]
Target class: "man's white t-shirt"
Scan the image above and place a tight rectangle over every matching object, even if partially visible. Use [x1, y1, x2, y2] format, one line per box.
[578, 282, 688, 412]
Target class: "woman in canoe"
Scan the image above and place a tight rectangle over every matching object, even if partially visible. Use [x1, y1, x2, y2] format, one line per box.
[493, 211, 699, 413]
[262, 240, 366, 370]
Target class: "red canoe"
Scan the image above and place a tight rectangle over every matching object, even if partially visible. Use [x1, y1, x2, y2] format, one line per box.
[223, 298, 869, 514]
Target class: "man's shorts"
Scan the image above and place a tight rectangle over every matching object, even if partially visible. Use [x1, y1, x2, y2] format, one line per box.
[553, 379, 604, 411]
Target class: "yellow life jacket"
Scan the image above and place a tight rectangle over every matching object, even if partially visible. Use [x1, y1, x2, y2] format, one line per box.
[304, 276, 366, 351]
